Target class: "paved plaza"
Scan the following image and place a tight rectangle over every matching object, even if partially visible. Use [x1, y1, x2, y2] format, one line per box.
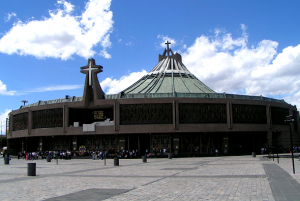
[1, 155, 300, 201]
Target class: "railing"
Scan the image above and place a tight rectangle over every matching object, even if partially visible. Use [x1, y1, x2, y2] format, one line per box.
[19, 92, 286, 109]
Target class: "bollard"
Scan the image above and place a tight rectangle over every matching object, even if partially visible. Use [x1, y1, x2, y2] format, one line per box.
[168, 153, 172, 159]
[114, 157, 119, 166]
[142, 155, 147, 163]
[252, 152, 256, 157]
[47, 155, 51, 162]
[27, 163, 36, 176]
[4, 157, 9, 165]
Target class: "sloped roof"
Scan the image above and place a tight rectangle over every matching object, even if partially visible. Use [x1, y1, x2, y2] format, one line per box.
[121, 42, 215, 95]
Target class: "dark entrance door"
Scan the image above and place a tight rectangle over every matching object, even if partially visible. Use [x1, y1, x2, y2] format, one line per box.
[128, 134, 138, 152]
[26, 137, 39, 152]
[139, 134, 150, 156]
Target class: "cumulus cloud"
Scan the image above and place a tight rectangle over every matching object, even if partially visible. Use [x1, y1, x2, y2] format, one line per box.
[100, 70, 147, 94]
[0, 80, 16, 95]
[0, 0, 113, 60]
[180, 24, 300, 109]
[0, 109, 11, 135]
[4, 12, 16, 22]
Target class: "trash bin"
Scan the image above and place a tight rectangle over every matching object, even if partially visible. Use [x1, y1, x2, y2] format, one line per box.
[114, 157, 119, 166]
[252, 152, 256, 157]
[4, 157, 9, 165]
[168, 153, 172, 159]
[47, 155, 52, 162]
[142, 155, 147, 163]
[27, 163, 36, 176]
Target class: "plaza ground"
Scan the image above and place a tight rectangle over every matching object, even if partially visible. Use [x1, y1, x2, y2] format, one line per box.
[1, 154, 300, 200]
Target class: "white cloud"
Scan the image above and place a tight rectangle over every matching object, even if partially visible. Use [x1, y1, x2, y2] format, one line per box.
[100, 70, 147, 94]
[4, 12, 16, 22]
[99, 25, 300, 110]
[181, 24, 300, 109]
[0, 0, 113, 60]
[24, 85, 82, 93]
[0, 109, 11, 135]
[157, 35, 176, 48]
[0, 80, 16, 95]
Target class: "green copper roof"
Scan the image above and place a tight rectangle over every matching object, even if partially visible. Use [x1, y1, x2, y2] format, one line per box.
[121, 44, 215, 95]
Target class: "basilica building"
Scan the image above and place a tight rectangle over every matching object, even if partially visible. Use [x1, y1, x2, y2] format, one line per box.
[7, 42, 300, 155]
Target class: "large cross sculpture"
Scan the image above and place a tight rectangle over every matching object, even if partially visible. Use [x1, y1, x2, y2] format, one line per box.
[165, 41, 171, 50]
[165, 41, 171, 56]
[80, 59, 103, 86]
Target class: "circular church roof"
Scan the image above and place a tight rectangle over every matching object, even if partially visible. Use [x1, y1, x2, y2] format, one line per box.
[121, 41, 215, 95]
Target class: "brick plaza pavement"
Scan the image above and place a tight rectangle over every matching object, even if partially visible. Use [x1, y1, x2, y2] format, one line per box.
[1, 155, 300, 201]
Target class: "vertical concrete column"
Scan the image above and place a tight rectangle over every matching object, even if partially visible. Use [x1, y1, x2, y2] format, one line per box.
[28, 110, 32, 135]
[39, 137, 43, 151]
[175, 101, 179, 130]
[227, 101, 232, 129]
[9, 114, 14, 136]
[115, 102, 120, 131]
[72, 136, 77, 151]
[267, 104, 272, 129]
[63, 105, 68, 133]
[114, 101, 117, 131]
[173, 101, 176, 130]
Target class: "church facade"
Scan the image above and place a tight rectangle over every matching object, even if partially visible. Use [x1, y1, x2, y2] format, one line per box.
[6, 44, 300, 155]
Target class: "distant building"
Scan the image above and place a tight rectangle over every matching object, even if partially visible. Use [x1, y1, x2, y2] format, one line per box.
[7, 43, 300, 155]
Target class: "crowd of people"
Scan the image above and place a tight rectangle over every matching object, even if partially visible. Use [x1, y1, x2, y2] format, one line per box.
[15, 147, 172, 161]
[17, 150, 73, 160]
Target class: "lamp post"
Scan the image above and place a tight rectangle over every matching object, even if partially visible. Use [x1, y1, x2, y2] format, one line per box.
[267, 138, 270, 159]
[271, 132, 274, 161]
[21, 100, 28, 106]
[273, 129, 279, 164]
[285, 115, 295, 174]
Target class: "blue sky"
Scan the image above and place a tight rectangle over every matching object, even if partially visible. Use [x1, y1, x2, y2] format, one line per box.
[1, 0, 300, 134]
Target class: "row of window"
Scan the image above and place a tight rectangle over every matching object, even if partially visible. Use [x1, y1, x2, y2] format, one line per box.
[12, 104, 292, 131]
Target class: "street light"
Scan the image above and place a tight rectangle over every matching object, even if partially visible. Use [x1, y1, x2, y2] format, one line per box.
[272, 129, 279, 164]
[285, 115, 295, 174]
[21, 100, 28, 106]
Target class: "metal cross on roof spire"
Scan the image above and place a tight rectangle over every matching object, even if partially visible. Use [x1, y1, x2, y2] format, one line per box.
[165, 41, 171, 50]
[165, 41, 171, 56]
